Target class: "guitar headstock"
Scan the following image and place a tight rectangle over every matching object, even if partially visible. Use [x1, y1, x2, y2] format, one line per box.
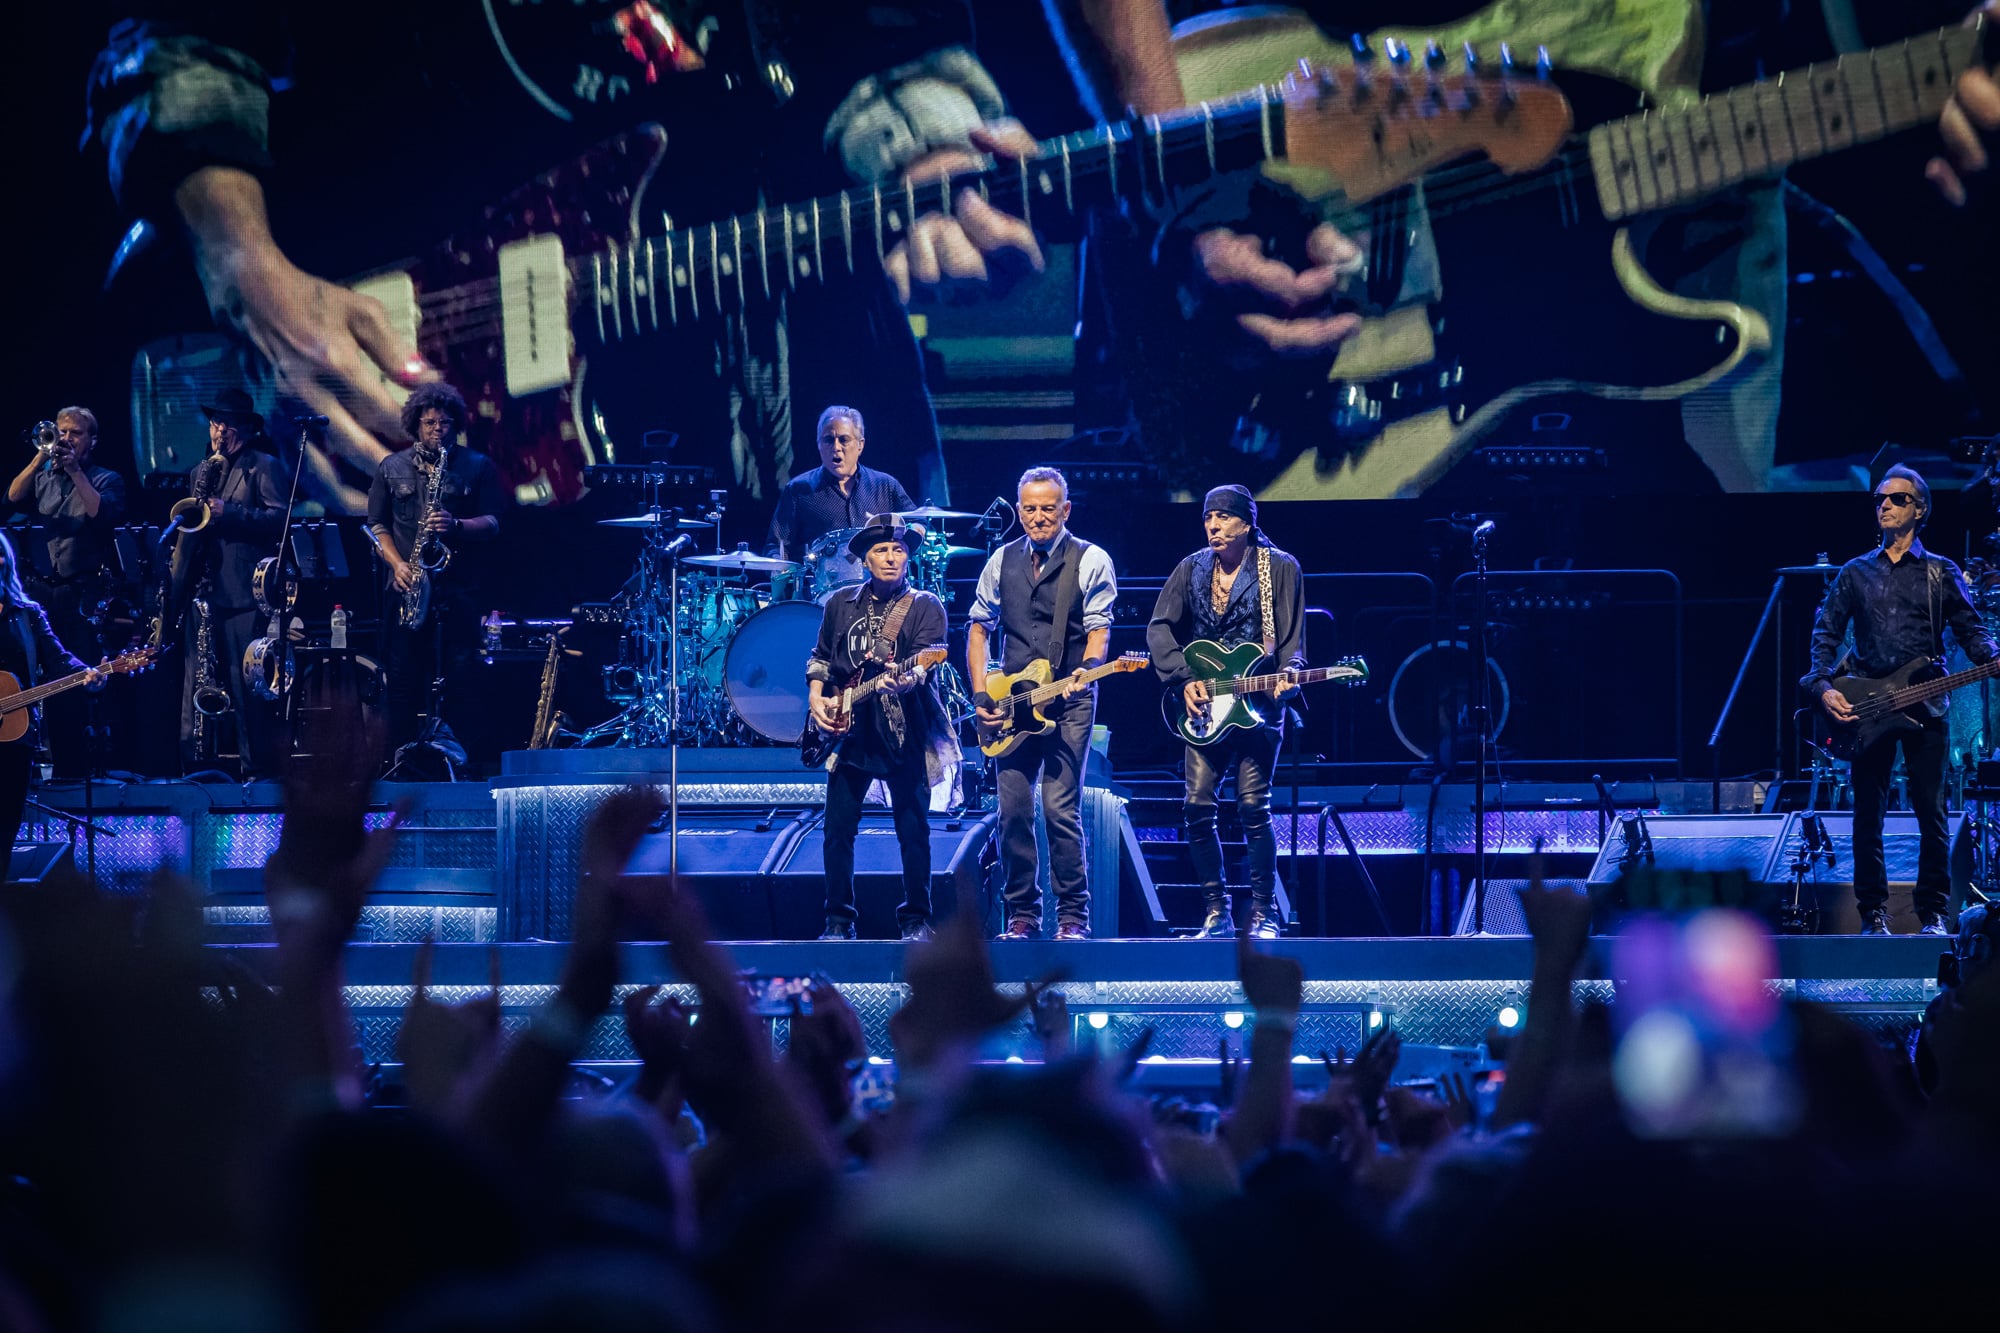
[1112, 651, 1151, 672]
[1277, 45, 1571, 206]
[1330, 655, 1370, 685]
[915, 648, 948, 670]
[106, 645, 162, 675]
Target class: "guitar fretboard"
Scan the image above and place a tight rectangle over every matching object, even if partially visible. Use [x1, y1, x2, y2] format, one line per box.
[1588, 25, 1982, 220]
[1869, 655, 2000, 716]
[582, 93, 1287, 345]
[1214, 665, 1362, 698]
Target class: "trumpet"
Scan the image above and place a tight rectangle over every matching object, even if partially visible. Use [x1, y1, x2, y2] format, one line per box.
[28, 421, 60, 466]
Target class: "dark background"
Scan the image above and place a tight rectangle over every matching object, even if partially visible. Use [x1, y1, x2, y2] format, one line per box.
[6, 3, 1996, 782]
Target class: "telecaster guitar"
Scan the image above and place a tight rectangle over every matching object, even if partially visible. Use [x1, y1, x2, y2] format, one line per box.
[976, 652, 1151, 759]
[0, 646, 160, 744]
[800, 647, 949, 769]
[1818, 656, 2000, 762]
[1164, 641, 1368, 746]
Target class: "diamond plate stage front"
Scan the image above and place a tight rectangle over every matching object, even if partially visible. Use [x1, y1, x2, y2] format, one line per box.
[22, 748, 1959, 1081]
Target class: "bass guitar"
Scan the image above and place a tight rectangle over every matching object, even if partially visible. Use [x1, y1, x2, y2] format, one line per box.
[800, 647, 949, 769]
[1819, 656, 2000, 762]
[1163, 641, 1368, 746]
[976, 652, 1152, 759]
[0, 645, 161, 743]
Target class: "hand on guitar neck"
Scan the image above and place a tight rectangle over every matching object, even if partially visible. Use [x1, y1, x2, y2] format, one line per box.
[1928, 3, 2000, 207]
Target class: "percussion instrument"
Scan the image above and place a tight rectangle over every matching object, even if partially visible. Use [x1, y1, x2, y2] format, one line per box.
[724, 600, 822, 743]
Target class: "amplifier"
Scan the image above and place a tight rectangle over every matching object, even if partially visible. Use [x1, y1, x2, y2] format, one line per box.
[7, 841, 76, 884]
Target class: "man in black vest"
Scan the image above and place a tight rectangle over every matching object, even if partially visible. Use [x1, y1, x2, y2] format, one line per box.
[1148, 486, 1305, 940]
[967, 467, 1117, 940]
[163, 390, 290, 777]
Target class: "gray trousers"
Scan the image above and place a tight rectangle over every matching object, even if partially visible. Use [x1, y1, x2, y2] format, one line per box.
[996, 694, 1094, 926]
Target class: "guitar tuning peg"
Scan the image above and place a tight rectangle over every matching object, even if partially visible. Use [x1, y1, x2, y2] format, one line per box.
[1498, 42, 1515, 72]
[1350, 33, 1374, 62]
[1296, 57, 1314, 83]
[1536, 45, 1552, 79]
[1463, 41, 1479, 70]
[1425, 40, 1446, 70]
[1384, 37, 1410, 65]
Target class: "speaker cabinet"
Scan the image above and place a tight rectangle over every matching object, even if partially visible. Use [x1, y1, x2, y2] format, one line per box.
[7, 841, 76, 883]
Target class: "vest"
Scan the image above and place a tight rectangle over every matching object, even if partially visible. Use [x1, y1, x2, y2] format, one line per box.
[996, 533, 1091, 676]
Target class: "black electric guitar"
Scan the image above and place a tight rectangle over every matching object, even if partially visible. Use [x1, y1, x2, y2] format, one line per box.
[799, 647, 949, 769]
[1819, 656, 2000, 762]
[0, 646, 161, 743]
[1163, 640, 1368, 746]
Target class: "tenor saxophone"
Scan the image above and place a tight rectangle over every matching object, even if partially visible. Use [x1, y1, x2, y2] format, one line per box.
[527, 626, 570, 749]
[189, 594, 233, 752]
[399, 442, 452, 629]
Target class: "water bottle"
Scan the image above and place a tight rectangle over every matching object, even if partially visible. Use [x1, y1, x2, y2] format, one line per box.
[329, 604, 349, 649]
[483, 610, 504, 657]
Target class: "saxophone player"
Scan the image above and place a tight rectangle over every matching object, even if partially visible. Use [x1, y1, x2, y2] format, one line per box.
[169, 389, 289, 777]
[366, 383, 503, 768]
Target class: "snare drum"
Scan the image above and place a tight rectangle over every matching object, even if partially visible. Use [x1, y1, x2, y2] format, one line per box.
[805, 527, 867, 603]
[724, 600, 822, 742]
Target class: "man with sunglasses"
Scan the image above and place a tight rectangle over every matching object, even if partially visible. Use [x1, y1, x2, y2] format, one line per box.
[1803, 465, 1995, 936]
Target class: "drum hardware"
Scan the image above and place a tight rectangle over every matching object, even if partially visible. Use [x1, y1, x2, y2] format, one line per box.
[889, 506, 981, 521]
[596, 510, 714, 530]
[682, 545, 801, 574]
[240, 417, 312, 701]
[574, 516, 702, 748]
[584, 462, 710, 490]
[805, 526, 869, 603]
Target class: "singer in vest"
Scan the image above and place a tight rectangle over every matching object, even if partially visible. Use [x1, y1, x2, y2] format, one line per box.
[366, 383, 504, 765]
[805, 516, 956, 942]
[169, 391, 290, 777]
[1148, 486, 1306, 940]
[968, 467, 1117, 940]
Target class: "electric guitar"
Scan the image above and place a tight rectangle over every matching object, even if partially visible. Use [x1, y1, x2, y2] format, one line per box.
[1163, 641, 1368, 746]
[0, 645, 161, 744]
[799, 647, 949, 769]
[1166, 10, 1991, 498]
[1818, 656, 2000, 762]
[976, 652, 1152, 759]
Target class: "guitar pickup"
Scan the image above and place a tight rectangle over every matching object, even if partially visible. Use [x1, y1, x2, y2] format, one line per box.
[497, 236, 572, 397]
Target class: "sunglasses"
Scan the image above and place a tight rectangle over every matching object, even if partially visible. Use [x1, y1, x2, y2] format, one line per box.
[1873, 492, 1918, 509]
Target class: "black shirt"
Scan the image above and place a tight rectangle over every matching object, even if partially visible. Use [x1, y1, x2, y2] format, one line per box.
[30, 465, 128, 579]
[768, 465, 916, 562]
[1804, 540, 1998, 715]
[806, 579, 947, 772]
[366, 447, 506, 586]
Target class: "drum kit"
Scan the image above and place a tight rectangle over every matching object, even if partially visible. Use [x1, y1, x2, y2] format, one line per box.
[576, 504, 984, 748]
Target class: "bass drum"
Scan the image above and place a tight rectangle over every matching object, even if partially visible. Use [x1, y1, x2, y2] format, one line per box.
[724, 601, 822, 742]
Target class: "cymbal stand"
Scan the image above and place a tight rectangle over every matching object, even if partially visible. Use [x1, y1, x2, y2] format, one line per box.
[573, 517, 690, 748]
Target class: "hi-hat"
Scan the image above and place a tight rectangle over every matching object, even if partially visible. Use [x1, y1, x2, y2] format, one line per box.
[682, 550, 800, 574]
[598, 512, 714, 530]
[893, 506, 980, 521]
[1776, 564, 1840, 574]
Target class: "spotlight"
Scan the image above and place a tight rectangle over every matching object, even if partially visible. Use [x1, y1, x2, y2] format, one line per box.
[1088, 1011, 1110, 1030]
[1497, 1005, 1522, 1029]
[1004, 1055, 1025, 1064]
[1223, 1011, 1246, 1029]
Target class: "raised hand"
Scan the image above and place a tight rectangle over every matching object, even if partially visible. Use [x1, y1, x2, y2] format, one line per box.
[397, 939, 503, 1119]
[890, 912, 1058, 1069]
[1236, 928, 1303, 1015]
[265, 701, 400, 963]
[1518, 878, 1595, 979]
[1027, 979, 1072, 1056]
[622, 983, 693, 1115]
[788, 979, 869, 1126]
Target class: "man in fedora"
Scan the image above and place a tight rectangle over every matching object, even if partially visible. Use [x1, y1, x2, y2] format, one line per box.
[805, 514, 956, 942]
[165, 388, 290, 775]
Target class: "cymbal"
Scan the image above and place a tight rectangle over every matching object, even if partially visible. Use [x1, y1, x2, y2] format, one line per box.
[940, 545, 985, 559]
[1776, 564, 1840, 575]
[682, 550, 800, 573]
[894, 506, 980, 521]
[598, 513, 714, 530]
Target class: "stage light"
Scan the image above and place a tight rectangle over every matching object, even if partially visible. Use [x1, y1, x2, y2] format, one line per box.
[867, 1056, 891, 1065]
[1088, 1011, 1109, 1030]
[1497, 1004, 1522, 1029]
[1005, 1055, 1024, 1064]
[1291, 1054, 1313, 1065]
[1223, 1011, 1246, 1029]
[1368, 1009, 1385, 1029]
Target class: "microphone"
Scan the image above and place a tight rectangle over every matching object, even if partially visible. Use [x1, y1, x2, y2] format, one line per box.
[1472, 519, 1496, 546]
[661, 533, 695, 558]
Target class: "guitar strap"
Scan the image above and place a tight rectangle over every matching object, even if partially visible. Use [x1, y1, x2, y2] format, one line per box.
[869, 591, 916, 666]
[1256, 545, 1276, 660]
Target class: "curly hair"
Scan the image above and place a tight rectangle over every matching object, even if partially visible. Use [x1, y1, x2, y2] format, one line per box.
[399, 382, 470, 440]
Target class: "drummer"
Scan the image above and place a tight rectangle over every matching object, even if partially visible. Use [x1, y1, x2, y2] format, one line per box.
[768, 406, 917, 563]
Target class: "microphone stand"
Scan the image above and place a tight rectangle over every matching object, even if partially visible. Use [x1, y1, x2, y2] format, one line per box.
[1472, 523, 1494, 935]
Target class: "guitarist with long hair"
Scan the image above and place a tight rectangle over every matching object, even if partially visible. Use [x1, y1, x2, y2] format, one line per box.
[1805, 464, 1995, 937]
[0, 532, 104, 864]
[1148, 485, 1305, 939]
[805, 516, 956, 942]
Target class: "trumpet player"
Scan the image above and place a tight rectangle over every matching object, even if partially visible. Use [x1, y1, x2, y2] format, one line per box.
[366, 383, 503, 766]
[165, 389, 288, 777]
[6, 407, 125, 778]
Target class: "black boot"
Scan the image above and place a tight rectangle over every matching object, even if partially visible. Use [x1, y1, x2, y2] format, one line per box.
[1195, 885, 1235, 938]
[1245, 892, 1282, 940]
